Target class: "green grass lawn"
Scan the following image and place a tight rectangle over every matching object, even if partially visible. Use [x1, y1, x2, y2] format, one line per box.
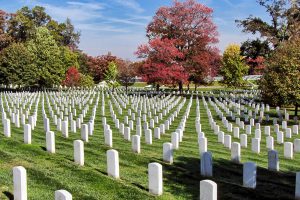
[0, 90, 298, 199]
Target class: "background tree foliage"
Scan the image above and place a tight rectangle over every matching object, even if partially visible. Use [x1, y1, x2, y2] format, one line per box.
[259, 37, 300, 116]
[220, 44, 249, 87]
[104, 61, 119, 90]
[0, 6, 94, 88]
[0, 42, 36, 86]
[26, 27, 64, 87]
[137, 0, 220, 91]
[79, 74, 95, 88]
[240, 38, 271, 75]
[117, 60, 137, 93]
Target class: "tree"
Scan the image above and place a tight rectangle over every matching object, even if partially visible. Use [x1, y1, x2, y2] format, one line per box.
[188, 47, 221, 89]
[0, 42, 37, 86]
[136, 37, 188, 91]
[60, 46, 79, 69]
[60, 18, 80, 49]
[79, 74, 94, 88]
[104, 61, 119, 91]
[27, 27, 65, 87]
[8, 6, 51, 42]
[240, 38, 271, 74]
[0, 10, 12, 51]
[138, 0, 219, 91]
[118, 60, 137, 93]
[87, 52, 122, 83]
[76, 51, 90, 75]
[259, 37, 300, 117]
[240, 38, 270, 59]
[62, 66, 81, 87]
[220, 44, 249, 87]
[7, 6, 80, 47]
[236, 0, 300, 48]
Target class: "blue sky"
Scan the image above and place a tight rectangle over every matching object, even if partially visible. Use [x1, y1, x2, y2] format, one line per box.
[1, 0, 269, 60]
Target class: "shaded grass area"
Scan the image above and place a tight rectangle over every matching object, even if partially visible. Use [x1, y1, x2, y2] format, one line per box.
[0, 92, 297, 199]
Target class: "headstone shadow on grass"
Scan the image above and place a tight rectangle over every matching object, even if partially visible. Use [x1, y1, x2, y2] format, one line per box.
[161, 156, 295, 199]
[3, 191, 13, 200]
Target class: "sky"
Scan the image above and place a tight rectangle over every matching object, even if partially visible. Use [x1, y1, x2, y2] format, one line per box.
[1, 0, 270, 60]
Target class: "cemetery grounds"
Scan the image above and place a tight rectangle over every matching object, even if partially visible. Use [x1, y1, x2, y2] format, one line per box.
[0, 88, 298, 200]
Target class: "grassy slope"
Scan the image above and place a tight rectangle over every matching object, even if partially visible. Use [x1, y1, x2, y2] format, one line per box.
[0, 91, 298, 199]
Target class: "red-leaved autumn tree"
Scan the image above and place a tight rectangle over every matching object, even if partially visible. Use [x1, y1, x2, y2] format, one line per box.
[136, 0, 220, 91]
[62, 66, 81, 87]
[137, 38, 188, 91]
[247, 56, 265, 75]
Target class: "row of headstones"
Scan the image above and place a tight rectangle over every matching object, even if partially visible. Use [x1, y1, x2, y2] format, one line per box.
[109, 92, 181, 119]
[200, 150, 300, 199]
[101, 96, 192, 151]
[212, 93, 297, 123]
[193, 98, 297, 174]
[44, 93, 95, 125]
[2, 96, 39, 137]
[210, 96, 298, 130]
[207, 96, 299, 142]
[1, 93, 40, 130]
[203, 98, 300, 159]
[42, 93, 99, 138]
[106, 94, 186, 138]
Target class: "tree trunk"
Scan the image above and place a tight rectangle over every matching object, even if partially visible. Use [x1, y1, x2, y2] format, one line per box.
[194, 83, 197, 91]
[187, 83, 190, 91]
[295, 104, 299, 117]
[125, 85, 128, 94]
[178, 81, 183, 94]
[156, 84, 160, 91]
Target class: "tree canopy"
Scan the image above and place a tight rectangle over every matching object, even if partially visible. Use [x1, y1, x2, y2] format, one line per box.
[220, 44, 249, 87]
[236, 0, 300, 48]
[136, 0, 220, 91]
[259, 37, 300, 116]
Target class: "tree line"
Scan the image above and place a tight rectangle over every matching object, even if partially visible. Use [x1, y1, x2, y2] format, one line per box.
[0, 6, 139, 89]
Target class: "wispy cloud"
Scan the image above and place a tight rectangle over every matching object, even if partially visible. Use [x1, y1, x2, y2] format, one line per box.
[35, 1, 105, 22]
[104, 17, 147, 26]
[114, 0, 144, 13]
[76, 23, 130, 33]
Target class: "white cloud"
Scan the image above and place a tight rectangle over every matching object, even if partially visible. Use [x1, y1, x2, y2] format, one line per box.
[37, 1, 104, 22]
[104, 17, 147, 26]
[76, 23, 130, 33]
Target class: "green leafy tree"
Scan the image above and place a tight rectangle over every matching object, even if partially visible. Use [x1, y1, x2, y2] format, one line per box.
[7, 6, 80, 47]
[104, 61, 119, 90]
[0, 42, 37, 86]
[27, 27, 64, 87]
[240, 38, 271, 75]
[60, 46, 79, 69]
[76, 51, 90, 75]
[240, 38, 271, 59]
[260, 38, 300, 116]
[8, 6, 51, 42]
[60, 18, 80, 49]
[79, 74, 94, 88]
[220, 44, 249, 87]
